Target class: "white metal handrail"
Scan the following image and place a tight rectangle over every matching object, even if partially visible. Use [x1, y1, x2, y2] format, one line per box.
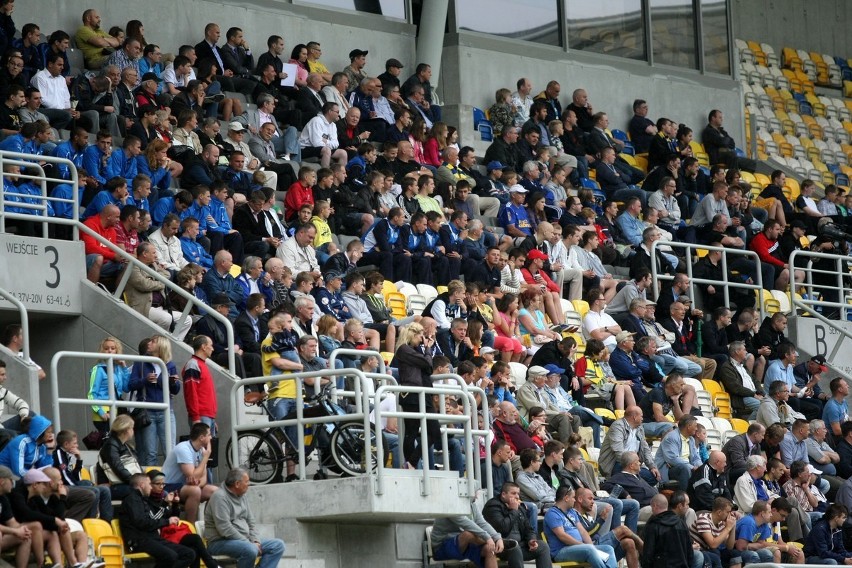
[650, 240, 765, 321]
[229, 368, 371, 481]
[0, 286, 31, 363]
[375, 373, 489, 498]
[0, 150, 80, 239]
[49, 351, 173, 447]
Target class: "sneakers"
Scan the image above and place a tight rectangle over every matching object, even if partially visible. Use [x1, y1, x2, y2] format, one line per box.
[284, 473, 298, 482]
[203, 93, 225, 104]
[74, 558, 106, 568]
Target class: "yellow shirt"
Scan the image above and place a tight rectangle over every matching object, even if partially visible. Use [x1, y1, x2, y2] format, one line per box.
[261, 335, 296, 399]
[416, 195, 442, 214]
[311, 215, 333, 248]
[308, 60, 330, 75]
[75, 26, 114, 67]
[680, 434, 691, 460]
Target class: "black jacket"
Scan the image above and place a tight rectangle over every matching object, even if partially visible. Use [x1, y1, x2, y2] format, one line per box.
[601, 471, 658, 507]
[8, 484, 65, 531]
[232, 204, 270, 244]
[482, 496, 535, 543]
[753, 316, 788, 360]
[641, 510, 693, 568]
[687, 461, 731, 512]
[96, 437, 139, 485]
[234, 310, 264, 354]
[118, 488, 170, 544]
[702, 322, 729, 357]
[391, 344, 433, 400]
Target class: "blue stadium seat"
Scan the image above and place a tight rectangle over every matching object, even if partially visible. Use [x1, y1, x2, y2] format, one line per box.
[477, 122, 493, 142]
[699, 166, 711, 177]
[792, 92, 807, 102]
[735, 147, 746, 158]
[473, 107, 487, 129]
[827, 163, 842, 175]
[799, 101, 813, 116]
[580, 177, 601, 190]
[611, 129, 629, 143]
[836, 173, 849, 187]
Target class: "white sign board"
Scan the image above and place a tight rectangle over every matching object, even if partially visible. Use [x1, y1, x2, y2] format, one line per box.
[0, 234, 84, 314]
[789, 316, 852, 376]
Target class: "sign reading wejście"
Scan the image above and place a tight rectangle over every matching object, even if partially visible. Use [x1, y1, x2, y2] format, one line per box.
[0, 234, 84, 314]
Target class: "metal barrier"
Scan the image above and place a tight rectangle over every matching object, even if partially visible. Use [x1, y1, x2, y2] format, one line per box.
[0, 286, 31, 363]
[0, 150, 80, 239]
[229, 367, 371, 480]
[49, 351, 173, 447]
[650, 240, 765, 322]
[788, 249, 852, 374]
[375, 373, 490, 498]
[0, 200, 235, 376]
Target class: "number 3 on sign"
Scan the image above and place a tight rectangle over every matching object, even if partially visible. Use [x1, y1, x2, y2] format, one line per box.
[45, 246, 60, 289]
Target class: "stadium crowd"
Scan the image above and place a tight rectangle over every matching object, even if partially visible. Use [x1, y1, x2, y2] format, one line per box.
[0, 2, 852, 567]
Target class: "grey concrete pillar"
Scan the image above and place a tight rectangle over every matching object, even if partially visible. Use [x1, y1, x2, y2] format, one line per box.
[415, 0, 449, 84]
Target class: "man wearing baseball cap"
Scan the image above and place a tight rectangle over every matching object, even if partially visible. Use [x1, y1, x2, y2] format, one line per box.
[482, 161, 511, 205]
[0, 465, 37, 566]
[498, 184, 533, 246]
[543, 364, 604, 446]
[516, 365, 579, 443]
[608, 331, 647, 403]
[378, 58, 404, 92]
[792, 355, 830, 409]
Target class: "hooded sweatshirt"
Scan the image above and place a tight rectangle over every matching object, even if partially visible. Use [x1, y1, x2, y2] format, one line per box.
[0, 415, 52, 476]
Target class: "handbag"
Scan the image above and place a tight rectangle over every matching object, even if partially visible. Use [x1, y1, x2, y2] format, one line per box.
[83, 430, 106, 450]
[131, 408, 151, 430]
[98, 450, 142, 484]
[160, 522, 193, 544]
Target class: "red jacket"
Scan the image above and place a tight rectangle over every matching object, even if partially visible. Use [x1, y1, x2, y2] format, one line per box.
[749, 232, 785, 267]
[283, 181, 314, 222]
[182, 355, 217, 422]
[81, 215, 118, 261]
[521, 267, 560, 293]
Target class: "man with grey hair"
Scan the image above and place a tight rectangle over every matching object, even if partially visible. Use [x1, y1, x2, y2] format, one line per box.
[204, 468, 285, 568]
[322, 72, 350, 113]
[598, 406, 659, 482]
[716, 340, 761, 419]
[516, 365, 579, 443]
[601, 451, 659, 508]
[756, 379, 804, 428]
[246, 93, 300, 162]
[732, 455, 767, 513]
[805, 419, 839, 476]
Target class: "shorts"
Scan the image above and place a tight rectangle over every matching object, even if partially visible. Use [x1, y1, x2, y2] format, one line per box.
[433, 534, 482, 567]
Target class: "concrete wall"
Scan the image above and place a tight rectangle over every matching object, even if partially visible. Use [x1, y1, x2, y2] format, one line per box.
[15, 0, 416, 81]
[731, 0, 852, 58]
[440, 38, 745, 154]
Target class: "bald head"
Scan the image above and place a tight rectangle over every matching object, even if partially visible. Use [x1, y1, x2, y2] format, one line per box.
[650, 494, 668, 515]
[709, 450, 726, 473]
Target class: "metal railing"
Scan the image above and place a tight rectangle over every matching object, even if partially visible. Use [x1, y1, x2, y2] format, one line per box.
[49, 352, 173, 447]
[0, 150, 80, 239]
[0, 172, 235, 374]
[650, 240, 765, 322]
[0, 286, 30, 363]
[788, 249, 852, 373]
[229, 367, 371, 480]
[375, 373, 490, 498]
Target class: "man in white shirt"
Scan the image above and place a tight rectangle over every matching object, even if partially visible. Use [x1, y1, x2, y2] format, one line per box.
[298, 101, 347, 168]
[547, 223, 584, 301]
[31, 53, 80, 130]
[582, 288, 622, 351]
[147, 214, 188, 274]
[277, 223, 321, 277]
[511, 77, 534, 127]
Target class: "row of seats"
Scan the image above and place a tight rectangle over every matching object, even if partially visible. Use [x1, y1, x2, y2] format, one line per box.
[738, 38, 852, 191]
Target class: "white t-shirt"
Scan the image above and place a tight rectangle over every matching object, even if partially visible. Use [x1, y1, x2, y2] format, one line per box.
[583, 310, 618, 350]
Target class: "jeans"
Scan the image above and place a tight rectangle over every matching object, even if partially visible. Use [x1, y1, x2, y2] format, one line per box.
[553, 543, 617, 568]
[742, 396, 761, 420]
[740, 548, 775, 565]
[654, 354, 703, 378]
[571, 407, 601, 447]
[500, 539, 551, 568]
[269, 397, 298, 452]
[667, 463, 692, 490]
[806, 557, 838, 565]
[136, 409, 177, 466]
[643, 421, 676, 438]
[207, 538, 285, 568]
[383, 431, 400, 467]
[597, 497, 639, 531]
[78, 482, 114, 521]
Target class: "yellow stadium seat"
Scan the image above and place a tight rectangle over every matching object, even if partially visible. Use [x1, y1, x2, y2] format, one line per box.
[754, 173, 771, 187]
[713, 393, 733, 419]
[701, 379, 724, 396]
[784, 178, 801, 201]
[571, 300, 589, 320]
[229, 264, 242, 278]
[729, 418, 749, 434]
[436, 285, 448, 295]
[595, 408, 616, 420]
[634, 155, 648, 172]
[82, 519, 123, 568]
